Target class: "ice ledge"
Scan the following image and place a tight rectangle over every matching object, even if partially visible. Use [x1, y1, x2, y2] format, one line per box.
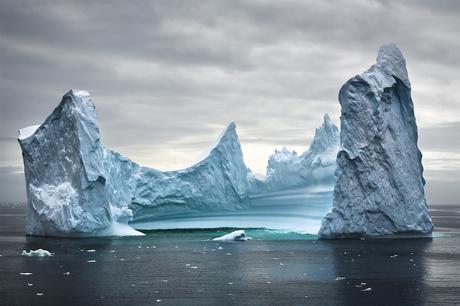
[70, 89, 91, 97]
[18, 125, 40, 141]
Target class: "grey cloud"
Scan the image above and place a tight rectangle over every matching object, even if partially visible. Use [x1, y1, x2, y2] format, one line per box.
[0, 0, 459, 203]
[419, 122, 460, 152]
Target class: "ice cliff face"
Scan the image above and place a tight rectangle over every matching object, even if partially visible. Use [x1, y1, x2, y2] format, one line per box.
[319, 43, 433, 238]
[18, 90, 250, 236]
[18, 91, 114, 236]
[262, 114, 339, 191]
[128, 122, 251, 222]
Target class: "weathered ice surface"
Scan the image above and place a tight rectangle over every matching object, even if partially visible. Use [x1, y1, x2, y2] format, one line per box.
[18, 90, 251, 236]
[18, 91, 117, 236]
[319, 43, 433, 238]
[259, 114, 339, 192]
[128, 122, 252, 222]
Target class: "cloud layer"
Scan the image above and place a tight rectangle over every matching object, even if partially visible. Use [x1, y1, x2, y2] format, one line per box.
[0, 0, 459, 203]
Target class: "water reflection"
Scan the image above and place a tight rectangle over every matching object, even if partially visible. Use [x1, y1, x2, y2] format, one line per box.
[327, 238, 432, 305]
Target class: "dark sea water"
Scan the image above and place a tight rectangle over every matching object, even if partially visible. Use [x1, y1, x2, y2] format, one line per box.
[1, 202, 460, 305]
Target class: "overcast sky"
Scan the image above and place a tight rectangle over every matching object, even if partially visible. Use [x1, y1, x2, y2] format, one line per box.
[0, 0, 459, 204]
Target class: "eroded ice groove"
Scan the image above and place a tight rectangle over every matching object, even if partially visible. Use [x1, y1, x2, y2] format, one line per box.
[319, 43, 433, 238]
[131, 185, 333, 234]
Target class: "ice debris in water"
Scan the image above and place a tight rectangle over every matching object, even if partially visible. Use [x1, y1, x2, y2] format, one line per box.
[213, 230, 251, 241]
[21, 249, 53, 257]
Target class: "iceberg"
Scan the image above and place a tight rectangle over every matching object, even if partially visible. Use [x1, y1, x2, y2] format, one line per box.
[18, 90, 251, 236]
[127, 121, 252, 223]
[319, 43, 433, 238]
[18, 90, 119, 236]
[262, 114, 339, 191]
[213, 230, 250, 241]
[21, 249, 53, 257]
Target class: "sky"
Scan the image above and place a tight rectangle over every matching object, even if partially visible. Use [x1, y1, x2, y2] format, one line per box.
[0, 0, 459, 204]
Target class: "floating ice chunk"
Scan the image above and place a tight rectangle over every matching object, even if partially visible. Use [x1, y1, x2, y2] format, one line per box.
[362, 288, 372, 292]
[20, 272, 32, 276]
[21, 249, 53, 257]
[336, 276, 346, 281]
[63, 272, 70, 275]
[36, 293, 44, 296]
[86, 249, 96, 253]
[86, 260, 96, 263]
[213, 230, 250, 241]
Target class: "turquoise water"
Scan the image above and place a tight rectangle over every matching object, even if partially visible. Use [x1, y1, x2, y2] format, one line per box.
[141, 228, 318, 241]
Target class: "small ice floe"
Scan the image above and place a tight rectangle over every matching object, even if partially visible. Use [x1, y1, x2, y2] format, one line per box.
[156, 299, 162, 303]
[36, 293, 44, 296]
[362, 288, 372, 292]
[86, 249, 96, 253]
[86, 260, 96, 263]
[213, 230, 251, 241]
[21, 249, 53, 257]
[336, 276, 346, 281]
[63, 272, 70, 276]
[217, 246, 223, 250]
[20, 272, 33, 276]
[390, 254, 398, 258]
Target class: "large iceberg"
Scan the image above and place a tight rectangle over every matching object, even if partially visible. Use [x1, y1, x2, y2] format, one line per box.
[18, 90, 250, 236]
[319, 43, 433, 238]
[259, 114, 339, 192]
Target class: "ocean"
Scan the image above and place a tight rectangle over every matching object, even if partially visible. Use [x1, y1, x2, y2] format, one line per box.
[1, 202, 460, 305]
